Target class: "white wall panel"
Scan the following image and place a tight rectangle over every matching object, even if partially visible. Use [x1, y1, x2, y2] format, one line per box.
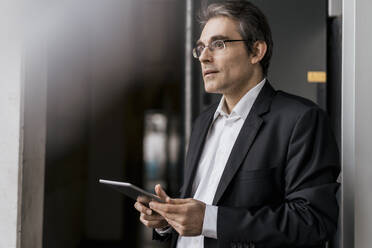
[342, 0, 372, 247]
[0, 1, 23, 247]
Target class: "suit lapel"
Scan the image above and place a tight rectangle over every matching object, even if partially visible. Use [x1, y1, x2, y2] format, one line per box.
[181, 104, 217, 198]
[212, 82, 275, 205]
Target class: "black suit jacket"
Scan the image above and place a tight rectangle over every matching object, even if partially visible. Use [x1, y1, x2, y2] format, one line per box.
[154, 82, 340, 248]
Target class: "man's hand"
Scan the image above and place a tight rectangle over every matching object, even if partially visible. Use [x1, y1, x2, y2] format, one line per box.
[149, 184, 206, 236]
[134, 195, 169, 229]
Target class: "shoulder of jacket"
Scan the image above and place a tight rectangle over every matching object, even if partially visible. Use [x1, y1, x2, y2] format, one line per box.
[273, 90, 322, 113]
[269, 90, 329, 125]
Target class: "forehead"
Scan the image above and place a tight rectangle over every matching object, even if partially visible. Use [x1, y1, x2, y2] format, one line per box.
[199, 16, 242, 44]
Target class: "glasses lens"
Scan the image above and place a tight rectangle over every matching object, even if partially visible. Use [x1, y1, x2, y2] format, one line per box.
[193, 40, 226, 58]
[192, 48, 198, 58]
[193, 45, 204, 58]
[212, 40, 225, 50]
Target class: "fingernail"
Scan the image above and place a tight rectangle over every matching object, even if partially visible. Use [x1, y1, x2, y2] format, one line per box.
[147, 209, 152, 215]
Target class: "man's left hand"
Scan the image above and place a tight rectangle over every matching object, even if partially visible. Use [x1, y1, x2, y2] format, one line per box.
[149, 185, 206, 236]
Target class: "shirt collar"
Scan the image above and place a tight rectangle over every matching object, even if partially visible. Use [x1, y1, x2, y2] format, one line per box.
[213, 78, 266, 121]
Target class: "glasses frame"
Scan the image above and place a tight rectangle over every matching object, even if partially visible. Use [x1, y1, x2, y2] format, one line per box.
[192, 39, 247, 59]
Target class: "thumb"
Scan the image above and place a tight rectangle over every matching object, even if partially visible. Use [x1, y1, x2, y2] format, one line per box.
[155, 184, 170, 201]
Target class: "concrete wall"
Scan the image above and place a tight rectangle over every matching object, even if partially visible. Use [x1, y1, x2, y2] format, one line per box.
[342, 0, 372, 247]
[0, 1, 22, 247]
[18, 41, 47, 248]
[354, 0, 372, 247]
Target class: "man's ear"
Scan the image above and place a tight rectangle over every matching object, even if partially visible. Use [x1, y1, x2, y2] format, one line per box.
[250, 41, 267, 64]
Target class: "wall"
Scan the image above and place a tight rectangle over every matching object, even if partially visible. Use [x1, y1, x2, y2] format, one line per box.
[342, 0, 372, 247]
[354, 0, 372, 247]
[0, 1, 22, 247]
[18, 40, 47, 248]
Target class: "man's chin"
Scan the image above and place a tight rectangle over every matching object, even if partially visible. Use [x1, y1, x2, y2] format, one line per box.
[204, 87, 218, 94]
[204, 81, 219, 94]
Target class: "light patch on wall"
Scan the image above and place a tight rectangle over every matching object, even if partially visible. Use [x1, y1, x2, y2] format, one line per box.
[307, 71, 327, 83]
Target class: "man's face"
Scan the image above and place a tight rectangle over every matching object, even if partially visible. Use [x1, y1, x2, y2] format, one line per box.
[198, 16, 254, 95]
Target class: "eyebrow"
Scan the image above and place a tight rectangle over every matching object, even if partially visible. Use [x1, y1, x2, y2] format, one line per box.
[196, 35, 230, 46]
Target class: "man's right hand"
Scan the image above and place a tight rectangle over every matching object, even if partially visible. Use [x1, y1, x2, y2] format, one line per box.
[134, 195, 169, 229]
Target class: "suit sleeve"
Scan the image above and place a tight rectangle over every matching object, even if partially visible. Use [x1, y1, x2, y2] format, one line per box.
[217, 107, 341, 247]
[152, 228, 172, 242]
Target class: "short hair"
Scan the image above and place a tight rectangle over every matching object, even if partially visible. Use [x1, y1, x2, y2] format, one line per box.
[198, 0, 273, 76]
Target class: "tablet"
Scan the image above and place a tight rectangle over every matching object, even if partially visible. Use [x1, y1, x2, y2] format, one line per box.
[99, 179, 165, 203]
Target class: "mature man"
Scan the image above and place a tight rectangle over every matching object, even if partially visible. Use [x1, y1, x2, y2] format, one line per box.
[134, 1, 340, 247]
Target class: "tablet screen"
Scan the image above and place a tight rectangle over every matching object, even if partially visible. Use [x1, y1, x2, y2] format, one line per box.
[99, 179, 164, 203]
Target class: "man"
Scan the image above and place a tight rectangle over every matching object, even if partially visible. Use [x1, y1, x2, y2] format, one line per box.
[134, 1, 340, 247]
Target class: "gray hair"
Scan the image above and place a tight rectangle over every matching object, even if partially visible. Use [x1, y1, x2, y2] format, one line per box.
[198, 1, 273, 76]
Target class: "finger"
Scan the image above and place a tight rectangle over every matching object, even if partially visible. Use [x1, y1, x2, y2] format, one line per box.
[148, 205, 167, 218]
[149, 201, 181, 214]
[134, 202, 153, 215]
[137, 196, 151, 204]
[141, 212, 165, 221]
[134, 202, 151, 214]
[152, 209, 180, 222]
[166, 197, 190, 205]
[154, 185, 188, 205]
[155, 184, 170, 201]
[148, 205, 186, 224]
[140, 214, 167, 228]
[146, 220, 168, 229]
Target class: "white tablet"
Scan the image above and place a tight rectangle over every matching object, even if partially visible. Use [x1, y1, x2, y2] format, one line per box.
[99, 179, 165, 203]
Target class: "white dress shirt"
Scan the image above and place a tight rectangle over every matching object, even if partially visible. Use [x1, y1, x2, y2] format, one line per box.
[175, 78, 266, 248]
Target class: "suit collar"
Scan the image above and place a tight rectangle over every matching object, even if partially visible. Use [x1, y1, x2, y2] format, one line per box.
[181, 104, 217, 198]
[249, 79, 275, 117]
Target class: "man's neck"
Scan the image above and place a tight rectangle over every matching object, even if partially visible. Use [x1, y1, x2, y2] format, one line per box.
[223, 76, 264, 114]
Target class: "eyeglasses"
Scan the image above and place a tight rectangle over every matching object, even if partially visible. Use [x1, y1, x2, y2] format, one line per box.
[192, 39, 247, 59]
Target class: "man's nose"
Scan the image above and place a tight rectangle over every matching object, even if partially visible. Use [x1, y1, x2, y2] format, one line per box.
[199, 47, 213, 63]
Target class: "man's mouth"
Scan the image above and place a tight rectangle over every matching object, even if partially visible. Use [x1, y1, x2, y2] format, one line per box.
[203, 69, 219, 77]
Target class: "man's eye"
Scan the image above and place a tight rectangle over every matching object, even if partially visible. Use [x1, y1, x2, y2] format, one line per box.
[197, 45, 205, 53]
[213, 40, 225, 49]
